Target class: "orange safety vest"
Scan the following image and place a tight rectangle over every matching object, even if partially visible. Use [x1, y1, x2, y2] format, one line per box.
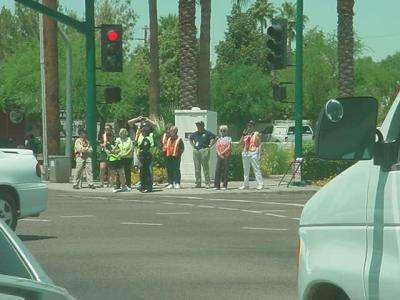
[166, 137, 182, 157]
[249, 133, 260, 151]
[162, 133, 169, 153]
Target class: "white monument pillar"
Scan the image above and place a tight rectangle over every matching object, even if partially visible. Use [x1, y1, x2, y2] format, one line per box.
[175, 108, 218, 182]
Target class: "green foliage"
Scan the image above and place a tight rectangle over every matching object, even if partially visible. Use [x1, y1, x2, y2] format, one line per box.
[260, 143, 293, 176]
[212, 64, 285, 127]
[302, 143, 354, 181]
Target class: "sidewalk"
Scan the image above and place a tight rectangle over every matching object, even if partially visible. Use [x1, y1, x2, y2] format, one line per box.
[45, 175, 320, 195]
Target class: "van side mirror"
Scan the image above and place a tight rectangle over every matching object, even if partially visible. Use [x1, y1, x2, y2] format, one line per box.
[315, 97, 378, 160]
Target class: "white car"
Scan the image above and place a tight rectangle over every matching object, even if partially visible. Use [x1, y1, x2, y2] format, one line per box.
[0, 149, 47, 230]
[0, 219, 75, 299]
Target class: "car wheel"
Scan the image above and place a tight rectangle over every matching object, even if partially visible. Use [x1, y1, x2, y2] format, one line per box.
[0, 191, 18, 230]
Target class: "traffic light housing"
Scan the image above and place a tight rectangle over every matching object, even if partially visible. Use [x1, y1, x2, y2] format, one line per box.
[266, 19, 288, 70]
[273, 84, 287, 101]
[105, 86, 121, 103]
[101, 24, 123, 72]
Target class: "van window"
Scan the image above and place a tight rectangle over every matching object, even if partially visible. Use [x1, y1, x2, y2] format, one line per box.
[303, 126, 312, 134]
[288, 126, 295, 135]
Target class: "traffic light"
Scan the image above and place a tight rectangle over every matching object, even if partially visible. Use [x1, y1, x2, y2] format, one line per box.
[273, 84, 287, 101]
[266, 19, 288, 70]
[105, 86, 121, 103]
[101, 24, 123, 72]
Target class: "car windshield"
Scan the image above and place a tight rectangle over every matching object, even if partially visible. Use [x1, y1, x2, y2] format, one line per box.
[0, 230, 32, 280]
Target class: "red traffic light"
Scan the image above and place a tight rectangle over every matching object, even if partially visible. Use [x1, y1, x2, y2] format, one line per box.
[107, 30, 120, 42]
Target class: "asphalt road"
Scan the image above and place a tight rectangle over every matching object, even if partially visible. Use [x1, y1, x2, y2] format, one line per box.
[16, 189, 314, 300]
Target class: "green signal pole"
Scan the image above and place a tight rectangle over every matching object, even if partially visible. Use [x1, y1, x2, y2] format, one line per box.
[295, 0, 303, 162]
[85, 0, 97, 177]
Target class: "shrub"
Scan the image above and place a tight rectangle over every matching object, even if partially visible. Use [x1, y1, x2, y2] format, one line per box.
[130, 165, 167, 185]
[302, 143, 354, 181]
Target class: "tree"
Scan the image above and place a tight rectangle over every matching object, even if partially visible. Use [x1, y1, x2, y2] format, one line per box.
[148, 0, 160, 117]
[231, 0, 250, 12]
[42, 0, 60, 155]
[337, 0, 355, 97]
[215, 7, 267, 70]
[248, 0, 275, 34]
[178, 0, 198, 109]
[198, 0, 211, 109]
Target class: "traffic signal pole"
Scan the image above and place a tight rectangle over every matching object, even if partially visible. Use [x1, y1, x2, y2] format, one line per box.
[85, 0, 97, 177]
[295, 0, 304, 161]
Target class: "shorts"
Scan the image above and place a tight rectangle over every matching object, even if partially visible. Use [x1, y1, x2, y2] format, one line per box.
[107, 160, 122, 170]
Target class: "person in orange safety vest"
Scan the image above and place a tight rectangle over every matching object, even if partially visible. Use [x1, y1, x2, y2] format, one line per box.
[165, 126, 185, 189]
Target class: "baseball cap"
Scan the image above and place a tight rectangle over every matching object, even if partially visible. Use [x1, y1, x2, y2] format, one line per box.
[195, 121, 205, 126]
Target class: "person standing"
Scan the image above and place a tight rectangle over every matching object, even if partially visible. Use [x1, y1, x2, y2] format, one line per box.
[99, 124, 114, 187]
[116, 128, 133, 189]
[105, 135, 129, 193]
[189, 121, 217, 188]
[239, 120, 263, 190]
[137, 127, 153, 193]
[73, 129, 95, 189]
[166, 126, 184, 189]
[214, 125, 232, 190]
[162, 123, 173, 185]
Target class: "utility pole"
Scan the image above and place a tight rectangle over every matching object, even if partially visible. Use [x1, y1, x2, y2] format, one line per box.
[39, 7, 48, 180]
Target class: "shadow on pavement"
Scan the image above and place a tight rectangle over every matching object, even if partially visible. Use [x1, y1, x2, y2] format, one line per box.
[18, 235, 58, 242]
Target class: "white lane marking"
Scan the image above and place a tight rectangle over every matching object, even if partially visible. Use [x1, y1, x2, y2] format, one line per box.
[160, 195, 203, 200]
[291, 217, 300, 220]
[197, 205, 215, 209]
[20, 219, 50, 222]
[85, 196, 109, 200]
[172, 203, 195, 207]
[156, 212, 191, 215]
[204, 198, 304, 207]
[60, 215, 95, 218]
[265, 213, 288, 218]
[242, 227, 288, 231]
[120, 222, 163, 226]
[240, 209, 263, 214]
[217, 207, 239, 211]
[114, 199, 154, 203]
[262, 210, 286, 212]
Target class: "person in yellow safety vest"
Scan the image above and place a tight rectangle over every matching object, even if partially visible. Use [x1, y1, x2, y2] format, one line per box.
[105, 132, 130, 193]
[115, 128, 133, 189]
[239, 120, 263, 190]
[166, 126, 185, 189]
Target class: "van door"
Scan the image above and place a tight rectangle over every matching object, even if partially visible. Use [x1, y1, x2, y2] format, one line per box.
[365, 163, 400, 299]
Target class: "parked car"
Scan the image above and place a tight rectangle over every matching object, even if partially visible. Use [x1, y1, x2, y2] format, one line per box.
[0, 219, 75, 299]
[0, 148, 47, 230]
[270, 121, 313, 143]
[298, 95, 400, 300]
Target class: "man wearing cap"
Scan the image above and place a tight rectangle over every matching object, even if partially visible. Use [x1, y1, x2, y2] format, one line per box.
[189, 121, 217, 188]
[73, 129, 95, 189]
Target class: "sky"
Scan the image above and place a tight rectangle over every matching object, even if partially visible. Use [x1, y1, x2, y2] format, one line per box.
[1, 0, 400, 62]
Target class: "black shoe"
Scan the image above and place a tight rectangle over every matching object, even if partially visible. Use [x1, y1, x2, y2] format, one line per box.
[88, 184, 96, 190]
[73, 185, 80, 190]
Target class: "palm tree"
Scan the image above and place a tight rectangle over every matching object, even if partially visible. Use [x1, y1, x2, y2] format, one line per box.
[178, 0, 198, 109]
[198, 0, 211, 110]
[149, 0, 160, 117]
[337, 0, 355, 97]
[231, 0, 250, 12]
[249, 0, 275, 34]
[42, 0, 60, 155]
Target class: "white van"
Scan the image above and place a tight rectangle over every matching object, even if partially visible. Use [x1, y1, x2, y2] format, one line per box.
[297, 94, 400, 300]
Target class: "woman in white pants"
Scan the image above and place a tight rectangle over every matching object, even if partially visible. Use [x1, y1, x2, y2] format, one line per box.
[239, 120, 263, 190]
